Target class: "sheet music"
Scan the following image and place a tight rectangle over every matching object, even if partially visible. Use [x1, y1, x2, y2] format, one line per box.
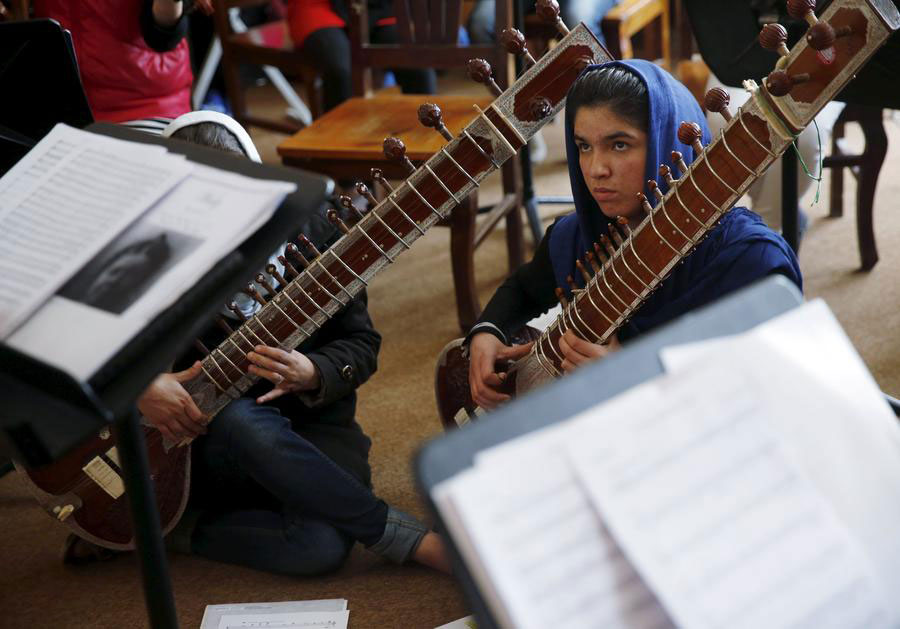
[566, 343, 894, 629]
[435, 433, 673, 629]
[659, 300, 900, 600]
[5, 147, 294, 381]
[200, 600, 347, 629]
[216, 610, 348, 629]
[0, 124, 189, 338]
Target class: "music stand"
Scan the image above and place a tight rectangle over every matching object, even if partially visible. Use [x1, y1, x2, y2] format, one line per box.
[0, 19, 94, 174]
[416, 275, 805, 628]
[0, 123, 333, 628]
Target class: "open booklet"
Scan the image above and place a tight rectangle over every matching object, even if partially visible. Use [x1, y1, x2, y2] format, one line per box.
[433, 299, 900, 629]
[0, 123, 296, 381]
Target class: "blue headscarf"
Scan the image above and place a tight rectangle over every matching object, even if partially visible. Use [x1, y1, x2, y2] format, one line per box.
[548, 60, 801, 339]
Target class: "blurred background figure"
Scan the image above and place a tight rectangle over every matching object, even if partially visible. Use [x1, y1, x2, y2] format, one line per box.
[286, 0, 437, 113]
[33, 0, 213, 123]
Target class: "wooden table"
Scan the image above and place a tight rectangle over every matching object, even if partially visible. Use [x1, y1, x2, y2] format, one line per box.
[277, 93, 494, 181]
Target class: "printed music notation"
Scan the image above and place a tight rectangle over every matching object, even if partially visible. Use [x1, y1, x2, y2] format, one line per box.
[434, 300, 900, 629]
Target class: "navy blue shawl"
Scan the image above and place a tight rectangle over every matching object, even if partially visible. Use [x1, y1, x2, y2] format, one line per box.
[548, 60, 801, 339]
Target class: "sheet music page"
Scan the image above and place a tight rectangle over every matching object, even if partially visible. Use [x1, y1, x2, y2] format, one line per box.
[216, 610, 349, 629]
[201, 600, 347, 629]
[6, 164, 295, 381]
[0, 124, 189, 338]
[434, 429, 674, 629]
[565, 354, 894, 629]
[660, 300, 900, 599]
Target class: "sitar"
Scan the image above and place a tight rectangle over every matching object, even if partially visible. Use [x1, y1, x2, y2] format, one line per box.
[435, 0, 900, 430]
[17, 1, 612, 549]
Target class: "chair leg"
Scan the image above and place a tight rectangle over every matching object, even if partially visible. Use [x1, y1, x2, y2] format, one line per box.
[502, 161, 525, 272]
[450, 194, 480, 333]
[829, 117, 846, 218]
[221, 49, 249, 131]
[855, 107, 887, 271]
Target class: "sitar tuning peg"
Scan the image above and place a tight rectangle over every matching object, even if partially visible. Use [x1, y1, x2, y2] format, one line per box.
[467, 58, 502, 97]
[575, 258, 592, 282]
[529, 97, 553, 121]
[255, 273, 278, 298]
[297, 234, 322, 258]
[243, 283, 267, 306]
[278, 255, 300, 280]
[677, 121, 705, 155]
[338, 194, 365, 221]
[616, 216, 634, 238]
[327, 207, 351, 234]
[806, 21, 852, 52]
[592, 241, 609, 263]
[370, 167, 393, 193]
[228, 300, 248, 322]
[500, 27, 536, 67]
[383, 137, 416, 174]
[765, 69, 811, 96]
[194, 339, 211, 356]
[286, 243, 310, 268]
[216, 316, 234, 335]
[555, 286, 569, 307]
[647, 180, 664, 202]
[703, 87, 732, 122]
[266, 263, 288, 288]
[659, 164, 675, 186]
[417, 103, 454, 142]
[566, 275, 579, 293]
[607, 222, 624, 248]
[759, 23, 790, 60]
[536, 0, 569, 37]
[638, 191, 655, 214]
[585, 250, 601, 273]
[671, 150, 689, 175]
[787, 0, 819, 27]
[355, 181, 378, 208]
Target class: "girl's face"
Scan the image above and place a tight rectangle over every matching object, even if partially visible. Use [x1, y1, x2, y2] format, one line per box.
[573, 104, 648, 228]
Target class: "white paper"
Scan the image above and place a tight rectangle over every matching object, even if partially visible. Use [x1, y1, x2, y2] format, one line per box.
[434, 615, 477, 629]
[6, 161, 294, 380]
[217, 610, 348, 629]
[0, 124, 189, 337]
[200, 600, 347, 629]
[435, 434, 673, 629]
[566, 337, 894, 629]
[661, 300, 900, 598]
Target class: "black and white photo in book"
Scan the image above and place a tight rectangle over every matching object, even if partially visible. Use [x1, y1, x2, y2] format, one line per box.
[58, 222, 202, 315]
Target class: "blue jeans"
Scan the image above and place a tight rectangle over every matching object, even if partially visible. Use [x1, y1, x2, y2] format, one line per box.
[182, 399, 427, 575]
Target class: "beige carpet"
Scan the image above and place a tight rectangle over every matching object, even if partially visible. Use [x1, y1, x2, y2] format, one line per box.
[2, 80, 898, 628]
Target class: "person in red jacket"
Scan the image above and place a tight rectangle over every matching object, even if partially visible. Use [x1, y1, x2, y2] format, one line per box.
[33, 0, 212, 122]
[286, 0, 436, 112]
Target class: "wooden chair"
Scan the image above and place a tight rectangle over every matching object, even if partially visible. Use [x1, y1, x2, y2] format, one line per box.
[278, 0, 524, 333]
[601, 0, 670, 69]
[823, 105, 887, 270]
[211, 0, 323, 133]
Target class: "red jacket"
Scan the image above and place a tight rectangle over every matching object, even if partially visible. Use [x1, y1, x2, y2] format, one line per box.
[34, 0, 192, 122]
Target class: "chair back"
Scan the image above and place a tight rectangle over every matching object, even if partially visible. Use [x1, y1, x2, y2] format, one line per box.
[349, 0, 513, 96]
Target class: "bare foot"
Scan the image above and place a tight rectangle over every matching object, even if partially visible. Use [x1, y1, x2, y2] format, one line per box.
[411, 531, 452, 573]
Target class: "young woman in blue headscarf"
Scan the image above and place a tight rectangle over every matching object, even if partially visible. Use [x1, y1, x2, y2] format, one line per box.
[467, 60, 802, 409]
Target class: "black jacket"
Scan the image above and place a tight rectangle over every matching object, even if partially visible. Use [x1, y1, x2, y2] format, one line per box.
[180, 207, 380, 487]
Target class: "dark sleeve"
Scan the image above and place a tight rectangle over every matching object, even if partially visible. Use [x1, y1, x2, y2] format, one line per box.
[140, 0, 189, 52]
[297, 289, 381, 408]
[468, 222, 560, 344]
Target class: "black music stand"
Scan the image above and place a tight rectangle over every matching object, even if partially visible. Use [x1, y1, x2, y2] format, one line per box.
[0, 123, 332, 629]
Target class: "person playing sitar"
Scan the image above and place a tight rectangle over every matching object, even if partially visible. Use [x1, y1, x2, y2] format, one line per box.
[467, 61, 803, 410]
